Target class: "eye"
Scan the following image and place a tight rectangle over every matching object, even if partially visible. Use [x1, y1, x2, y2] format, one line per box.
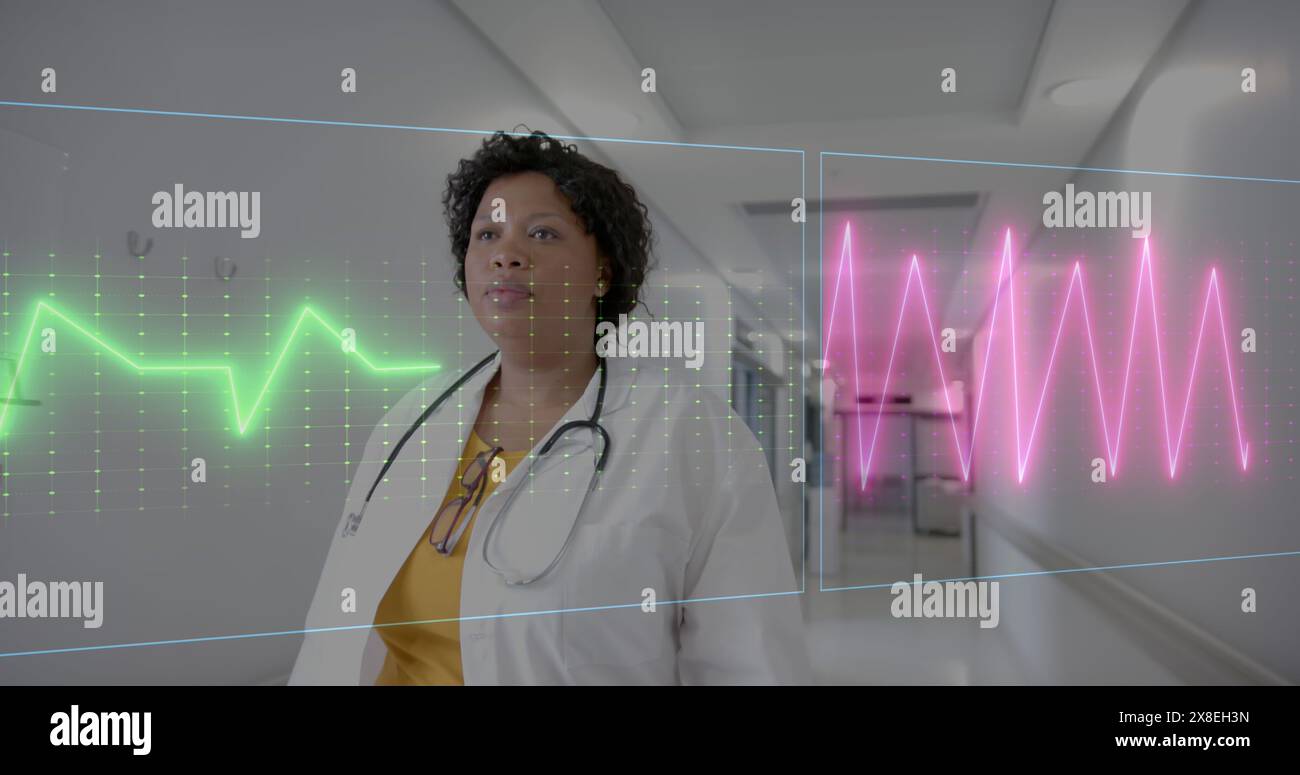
[531, 227, 558, 240]
[475, 228, 496, 241]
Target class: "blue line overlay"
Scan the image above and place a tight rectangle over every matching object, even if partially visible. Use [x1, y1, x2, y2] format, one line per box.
[3, 549, 1296, 659]
[0, 591, 804, 659]
[823, 548, 1300, 593]
[0, 97, 809, 659]
[0, 99, 802, 154]
[1, 98, 1290, 662]
[821, 150, 1300, 185]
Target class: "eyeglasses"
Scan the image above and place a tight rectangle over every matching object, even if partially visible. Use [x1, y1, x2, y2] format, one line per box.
[428, 445, 504, 555]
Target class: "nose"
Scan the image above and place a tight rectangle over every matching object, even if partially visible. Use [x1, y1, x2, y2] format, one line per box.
[490, 231, 530, 271]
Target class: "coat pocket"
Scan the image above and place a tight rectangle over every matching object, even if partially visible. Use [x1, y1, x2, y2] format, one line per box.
[559, 520, 688, 670]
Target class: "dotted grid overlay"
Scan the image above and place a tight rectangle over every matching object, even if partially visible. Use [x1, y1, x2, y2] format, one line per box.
[0, 100, 807, 657]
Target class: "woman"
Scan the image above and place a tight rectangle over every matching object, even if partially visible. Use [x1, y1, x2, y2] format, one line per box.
[290, 130, 808, 685]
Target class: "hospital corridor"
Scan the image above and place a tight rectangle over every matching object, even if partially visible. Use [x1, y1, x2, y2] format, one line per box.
[0, 0, 1296, 722]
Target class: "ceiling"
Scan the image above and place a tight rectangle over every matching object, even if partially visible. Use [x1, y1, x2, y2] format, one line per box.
[599, 0, 1053, 129]
[451, 0, 1192, 392]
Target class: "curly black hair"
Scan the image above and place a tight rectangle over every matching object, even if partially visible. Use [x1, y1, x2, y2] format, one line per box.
[442, 129, 654, 327]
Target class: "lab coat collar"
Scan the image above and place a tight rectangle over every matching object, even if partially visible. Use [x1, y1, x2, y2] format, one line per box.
[457, 350, 636, 426]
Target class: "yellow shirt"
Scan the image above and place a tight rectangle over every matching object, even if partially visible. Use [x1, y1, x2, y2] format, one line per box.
[373, 430, 526, 685]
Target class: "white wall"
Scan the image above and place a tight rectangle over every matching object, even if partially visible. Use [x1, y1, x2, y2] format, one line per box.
[971, 0, 1300, 682]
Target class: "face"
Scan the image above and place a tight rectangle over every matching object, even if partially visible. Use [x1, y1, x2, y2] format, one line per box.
[463, 171, 608, 353]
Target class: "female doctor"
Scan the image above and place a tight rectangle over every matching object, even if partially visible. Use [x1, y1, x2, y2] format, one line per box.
[290, 130, 808, 685]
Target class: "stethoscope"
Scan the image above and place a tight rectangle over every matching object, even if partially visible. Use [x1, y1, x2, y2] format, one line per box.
[342, 350, 611, 586]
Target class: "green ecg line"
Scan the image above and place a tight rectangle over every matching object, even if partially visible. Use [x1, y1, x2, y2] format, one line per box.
[0, 301, 441, 436]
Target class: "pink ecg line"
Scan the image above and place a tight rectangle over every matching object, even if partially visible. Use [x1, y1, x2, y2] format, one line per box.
[822, 224, 1250, 488]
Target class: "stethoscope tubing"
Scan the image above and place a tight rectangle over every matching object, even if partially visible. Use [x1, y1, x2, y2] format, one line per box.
[353, 351, 610, 584]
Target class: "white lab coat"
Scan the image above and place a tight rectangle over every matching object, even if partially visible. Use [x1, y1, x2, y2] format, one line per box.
[289, 351, 809, 685]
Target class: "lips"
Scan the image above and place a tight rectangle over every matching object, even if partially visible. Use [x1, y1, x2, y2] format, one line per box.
[486, 281, 532, 305]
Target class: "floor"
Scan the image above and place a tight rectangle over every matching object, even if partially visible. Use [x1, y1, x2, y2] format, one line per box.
[802, 510, 1185, 685]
